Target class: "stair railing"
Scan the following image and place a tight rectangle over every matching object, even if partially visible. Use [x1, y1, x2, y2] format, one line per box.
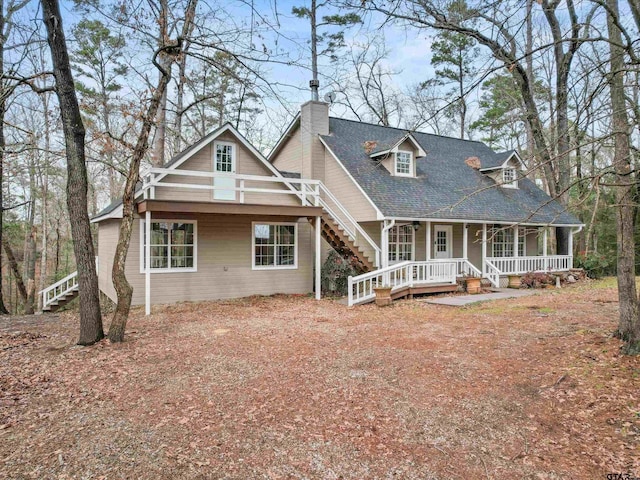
[484, 259, 501, 288]
[40, 270, 79, 310]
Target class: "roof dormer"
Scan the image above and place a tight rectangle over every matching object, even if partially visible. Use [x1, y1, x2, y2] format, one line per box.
[368, 132, 426, 178]
[479, 150, 525, 189]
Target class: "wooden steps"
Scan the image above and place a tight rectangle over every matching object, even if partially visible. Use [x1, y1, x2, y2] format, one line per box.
[390, 283, 459, 301]
[42, 287, 79, 313]
[311, 215, 375, 273]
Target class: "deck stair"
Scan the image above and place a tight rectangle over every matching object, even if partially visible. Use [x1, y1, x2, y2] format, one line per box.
[40, 268, 82, 313]
[313, 214, 375, 273]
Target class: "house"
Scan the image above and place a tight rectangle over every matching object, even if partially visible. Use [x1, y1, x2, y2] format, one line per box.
[40, 101, 582, 312]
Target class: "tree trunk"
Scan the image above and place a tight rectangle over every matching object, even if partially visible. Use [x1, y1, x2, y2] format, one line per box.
[42, 0, 103, 345]
[0, 0, 11, 314]
[109, 55, 174, 342]
[3, 239, 27, 306]
[606, 0, 639, 354]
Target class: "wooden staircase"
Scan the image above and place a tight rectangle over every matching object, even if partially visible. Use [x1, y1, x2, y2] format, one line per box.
[312, 215, 375, 274]
[42, 287, 79, 312]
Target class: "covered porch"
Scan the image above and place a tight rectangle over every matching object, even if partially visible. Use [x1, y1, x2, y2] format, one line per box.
[347, 219, 581, 305]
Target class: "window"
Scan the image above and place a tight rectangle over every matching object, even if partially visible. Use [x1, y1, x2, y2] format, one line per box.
[215, 142, 234, 173]
[395, 151, 413, 177]
[141, 220, 196, 272]
[388, 224, 414, 262]
[502, 168, 517, 188]
[253, 222, 297, 269]
[491, 226, 525, 257]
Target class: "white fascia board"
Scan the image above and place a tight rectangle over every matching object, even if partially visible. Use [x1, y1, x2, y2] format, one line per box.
[267, 114, 301, 162]
[91, 204, 123, 223]
[318, 135, 385, 221]
[385, 216, 584, 227]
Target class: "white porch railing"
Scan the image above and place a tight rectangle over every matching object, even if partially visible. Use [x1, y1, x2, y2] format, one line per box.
[485, 255, 573, 276]
[39, 257, 99, 311]
[347, 260, 457, 306]
[483, 255, 573, 288]
[143, 168, 382, 268]
[431, 258, 482, 278]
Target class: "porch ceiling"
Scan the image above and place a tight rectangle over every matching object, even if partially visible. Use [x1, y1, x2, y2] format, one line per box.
[137, 199, 323, 217]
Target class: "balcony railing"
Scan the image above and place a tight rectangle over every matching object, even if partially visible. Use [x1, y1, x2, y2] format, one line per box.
[485, 255, 573, 276]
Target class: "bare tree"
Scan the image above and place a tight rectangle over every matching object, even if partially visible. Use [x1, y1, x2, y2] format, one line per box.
[42, 0, 103, 345]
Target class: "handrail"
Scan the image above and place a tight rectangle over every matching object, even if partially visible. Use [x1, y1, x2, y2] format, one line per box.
[485, 255, 572, 275]
[142, 167, 382, 268]
[430, 258, 482, 278]
[40, 257, 98, 310]
[484, 259, 501, 288]
[347, 260, 457, 306]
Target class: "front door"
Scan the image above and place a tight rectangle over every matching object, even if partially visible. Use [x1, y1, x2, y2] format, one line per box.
[213, 142, 236, 201]
[434, 225, 452, 259]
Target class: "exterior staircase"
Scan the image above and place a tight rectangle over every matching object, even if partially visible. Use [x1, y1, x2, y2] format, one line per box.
[313, 215, 375, 273]
[40, 269, 82, 313]
[42, 286, 79, 312]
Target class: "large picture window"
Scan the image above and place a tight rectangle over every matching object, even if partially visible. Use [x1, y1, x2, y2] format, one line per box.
[141, 220, 196, 272]
[388, 224, 414, 262]
[253, 223, 297, 269]
[395, 151, 413, 177]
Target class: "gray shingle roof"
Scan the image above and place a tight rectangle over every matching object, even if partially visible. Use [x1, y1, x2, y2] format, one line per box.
[481, 150, 517, 170]
[320, 117, 581, 225]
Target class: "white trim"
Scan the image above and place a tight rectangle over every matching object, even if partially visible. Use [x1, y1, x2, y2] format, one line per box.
[145, 211, 151, 315]
[315, 216, 321, 300]
[267, 114, 300, 161]
[369, 132, 426, 158]
[251, 221, 299, 270]
[385, 216, 583, 228]
[139, 219, 198, 274]
[394, 150, 414, 177]
[479, 151, 527, 172]
[318, 136, 385, 221]
[433, 225, 453, 259]
[387, 223, 415, 263]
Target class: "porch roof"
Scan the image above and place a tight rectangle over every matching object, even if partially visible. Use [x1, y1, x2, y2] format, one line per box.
[137, 199, 323, 218]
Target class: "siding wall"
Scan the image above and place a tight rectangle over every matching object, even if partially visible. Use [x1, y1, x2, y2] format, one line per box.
[154, 131, 298, 206]
[98, 213, 314, 306]
[272, 126, 302, 174]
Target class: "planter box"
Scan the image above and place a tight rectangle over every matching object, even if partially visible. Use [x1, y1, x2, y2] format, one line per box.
[508, 275, 522, 289]
[373, 286, 393, 307]
[465, 277, 482, 294]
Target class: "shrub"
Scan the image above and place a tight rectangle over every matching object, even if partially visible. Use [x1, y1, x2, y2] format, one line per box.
[520, 272, 556, 289]
[321, 250, 357, 296]
[574, 252, 615, 279]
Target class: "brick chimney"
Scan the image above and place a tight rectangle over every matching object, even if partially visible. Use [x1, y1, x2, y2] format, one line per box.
[300, 100, 329, 181]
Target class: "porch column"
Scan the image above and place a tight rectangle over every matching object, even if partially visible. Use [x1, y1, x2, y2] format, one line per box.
[568, 228, 574, 258]
[543, 227, 549, 272]
[462, 222, 468, 259]
[425, 221, 431, 261]
[315, 216, 321, 300]
[145, 210, 151, 316]
[481, 223, 487, 276]
[513, 225, 519, 258]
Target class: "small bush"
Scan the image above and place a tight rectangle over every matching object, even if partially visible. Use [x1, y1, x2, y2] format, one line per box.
[520, 272, 556, 289]
[321, 250, 357, 296]
[574, 252, 615, 279]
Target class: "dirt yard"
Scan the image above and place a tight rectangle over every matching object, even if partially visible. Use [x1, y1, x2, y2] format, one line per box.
[1, 279, 638, 479]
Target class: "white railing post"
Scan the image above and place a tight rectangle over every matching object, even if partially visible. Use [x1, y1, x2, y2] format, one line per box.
[239, 179, 245, 203]
[348, 275, 353, 306]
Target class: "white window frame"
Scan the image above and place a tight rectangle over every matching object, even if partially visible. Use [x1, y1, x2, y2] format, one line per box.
[139, 219, 198, 273]
[213, 141, 236, 174]
[252, 221, 298, 270]
[394, 150, 413, 177]
[502, 167, 518, 188]
[491, 226, 525, 257]
[388, 224, 415, 263]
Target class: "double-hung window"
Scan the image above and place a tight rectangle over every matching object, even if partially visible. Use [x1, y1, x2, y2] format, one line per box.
[388, 224, 414, 262]
[141, 220, 197, 272]
[502, 168, 517, 188]
[253, 222, 297, 269]
[395, 151, 413, 177]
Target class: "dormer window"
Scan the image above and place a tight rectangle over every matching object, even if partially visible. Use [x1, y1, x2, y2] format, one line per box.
[395, 151, 413, 177]
[502, 167, 517, 188]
